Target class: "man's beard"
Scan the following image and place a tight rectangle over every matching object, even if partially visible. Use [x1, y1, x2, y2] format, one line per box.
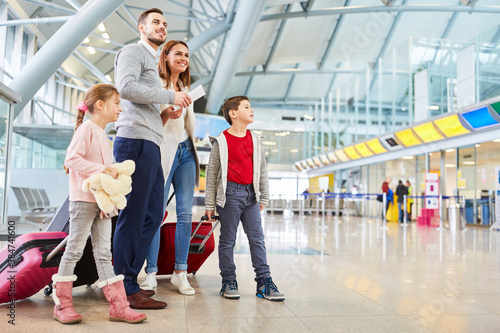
[146, 32, 165, 46]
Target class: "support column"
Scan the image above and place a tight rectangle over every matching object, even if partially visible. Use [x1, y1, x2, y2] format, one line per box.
[9, 0, 127, 120]
[205, 0, 267, 113]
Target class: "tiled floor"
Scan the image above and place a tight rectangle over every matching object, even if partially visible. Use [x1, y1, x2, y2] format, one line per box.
[1, 209, 500, 332]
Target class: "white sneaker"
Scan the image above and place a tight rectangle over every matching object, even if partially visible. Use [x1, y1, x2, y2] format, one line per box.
[140, 273, 157, 290]
[171, 271, 195, 295]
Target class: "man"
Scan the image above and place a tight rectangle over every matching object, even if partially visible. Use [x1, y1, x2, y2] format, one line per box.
[113, 8, 192, 309]
[395, 180, 408, 224]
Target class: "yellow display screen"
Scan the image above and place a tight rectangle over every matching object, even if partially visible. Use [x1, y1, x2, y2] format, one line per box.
[412, 122, 444, 143]
[366, 138, 387, 154]
[344, 146, 361, 160]
[354, 142, 373, 157]
[334, 149, 350, 162]
[395, 128, 422, 147]
[433, 114, 470, 137]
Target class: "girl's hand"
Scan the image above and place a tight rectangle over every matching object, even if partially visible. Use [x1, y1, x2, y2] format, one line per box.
[104, 167, 117, 179]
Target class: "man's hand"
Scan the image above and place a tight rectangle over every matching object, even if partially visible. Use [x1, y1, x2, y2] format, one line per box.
[259, 203, 266, 212]
[174, 92, 192, 108]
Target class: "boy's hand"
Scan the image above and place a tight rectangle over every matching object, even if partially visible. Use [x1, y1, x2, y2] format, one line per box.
[259, 203, 266, 212]
[174, 92, 192, 108]
[205, 210, 215, 221]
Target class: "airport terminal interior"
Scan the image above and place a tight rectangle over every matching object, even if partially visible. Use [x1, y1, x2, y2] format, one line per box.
[1, 0, 500, 332]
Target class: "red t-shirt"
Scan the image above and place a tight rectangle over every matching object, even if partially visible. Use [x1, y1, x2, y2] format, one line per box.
[224, 129, 253, 185]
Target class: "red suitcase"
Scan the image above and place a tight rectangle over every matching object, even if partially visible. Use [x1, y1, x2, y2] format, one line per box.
[0, 231, 67, 304]
[157, 216, 219, 275]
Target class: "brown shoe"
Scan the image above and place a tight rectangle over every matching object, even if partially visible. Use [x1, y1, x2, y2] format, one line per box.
[126, 292, 167, 310]
[140, 289, 155, 297]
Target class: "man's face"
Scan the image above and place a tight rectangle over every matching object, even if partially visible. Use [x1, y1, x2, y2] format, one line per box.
[139, 12, 167, 47]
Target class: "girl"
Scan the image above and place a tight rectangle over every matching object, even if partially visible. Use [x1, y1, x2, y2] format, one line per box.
[141, 41, 199, 295]
[52, 84, 146, 324]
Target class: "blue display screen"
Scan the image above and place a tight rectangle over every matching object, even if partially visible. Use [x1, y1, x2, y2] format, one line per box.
[461, 106, 499, 129]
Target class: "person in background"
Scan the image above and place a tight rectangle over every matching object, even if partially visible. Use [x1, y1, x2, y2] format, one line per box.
[395, 180, 408, 224]
[406, 180, 413, 221]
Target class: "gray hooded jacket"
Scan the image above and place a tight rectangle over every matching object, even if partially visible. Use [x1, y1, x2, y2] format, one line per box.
[205, 131, 269, 211]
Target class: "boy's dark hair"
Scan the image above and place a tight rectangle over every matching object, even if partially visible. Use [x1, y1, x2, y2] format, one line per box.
[221, 96, 249, 125]
[137, 8, 163, 33]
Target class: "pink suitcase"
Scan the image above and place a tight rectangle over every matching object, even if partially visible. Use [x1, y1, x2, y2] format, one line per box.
[0, 231, 67, 304]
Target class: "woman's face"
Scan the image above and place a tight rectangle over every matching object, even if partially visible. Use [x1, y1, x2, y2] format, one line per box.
[166, 43, 189, 75]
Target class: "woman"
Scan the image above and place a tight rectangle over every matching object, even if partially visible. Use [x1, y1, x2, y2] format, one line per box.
[141, 40, 199, 295]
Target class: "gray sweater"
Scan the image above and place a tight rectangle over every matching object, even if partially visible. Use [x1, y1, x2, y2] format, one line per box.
[114, 43, 175, 146]
[205, 131, 269, 211]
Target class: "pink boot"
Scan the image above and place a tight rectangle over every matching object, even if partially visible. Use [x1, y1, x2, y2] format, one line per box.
[52, 275, 82, 324]
[99, 275, 147, 324]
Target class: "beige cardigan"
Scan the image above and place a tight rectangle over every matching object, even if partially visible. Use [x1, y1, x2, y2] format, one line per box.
[159, 78, 200, 187]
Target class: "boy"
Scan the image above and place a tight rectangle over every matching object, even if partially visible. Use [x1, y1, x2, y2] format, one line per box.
[205, 96, 285, 302]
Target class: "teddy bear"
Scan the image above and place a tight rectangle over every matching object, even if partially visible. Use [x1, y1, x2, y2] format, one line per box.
[81, 160, 136, 214]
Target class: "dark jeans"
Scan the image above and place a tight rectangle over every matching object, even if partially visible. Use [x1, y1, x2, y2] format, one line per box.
[217, 181, 270, 282]
[112, 137, 164, 295]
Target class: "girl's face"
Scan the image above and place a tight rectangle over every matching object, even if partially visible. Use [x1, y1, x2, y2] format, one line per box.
[102, 93, 122, 123]
[166, 44, 189, 75]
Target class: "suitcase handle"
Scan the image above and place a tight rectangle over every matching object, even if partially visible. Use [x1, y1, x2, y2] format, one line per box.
[190, 216, 220, 252]
[45, 236, 68, 262]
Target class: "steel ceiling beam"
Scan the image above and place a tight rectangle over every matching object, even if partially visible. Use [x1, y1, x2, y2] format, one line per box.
[9, 0, 126, 120]
[73, 49, 111, 84]
[162, 0, 220, 22]
[263, 4, 292, 72]
[0, 16, 70, 26]
[205, 0, 267, 113]
[283, 63, 300, 101]
[22, 0, 76, 15]
[261, 5, 500, 21]
[126, 5, 217, 23]
[319, 0, 350, 70]
[236, 67, 407, 76]
[63, 0, 81, 10]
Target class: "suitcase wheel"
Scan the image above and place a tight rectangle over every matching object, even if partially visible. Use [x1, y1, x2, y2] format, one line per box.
[44, 284, 53, 296]
[192, 271, 196, 276]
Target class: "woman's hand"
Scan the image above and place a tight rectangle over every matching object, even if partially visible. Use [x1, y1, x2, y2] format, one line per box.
[259, 203, 266, 212]
[160, 106, 183, 125]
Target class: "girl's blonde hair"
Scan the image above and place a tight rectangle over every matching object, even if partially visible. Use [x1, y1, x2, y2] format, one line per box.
[65, 84, 119, 173]
[74, 84, 119, 131]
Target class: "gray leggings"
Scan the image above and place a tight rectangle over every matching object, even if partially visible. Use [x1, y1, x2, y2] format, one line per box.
[58, 201, 115, 281]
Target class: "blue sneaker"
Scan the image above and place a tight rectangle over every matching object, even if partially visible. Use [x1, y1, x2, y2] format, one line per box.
[256, 277, 285, 301]
[220, 279, 240, 299]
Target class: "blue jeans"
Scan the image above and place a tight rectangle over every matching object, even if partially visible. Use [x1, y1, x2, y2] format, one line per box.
[217, 181, 270, 282]
[145, 138, 196, 273]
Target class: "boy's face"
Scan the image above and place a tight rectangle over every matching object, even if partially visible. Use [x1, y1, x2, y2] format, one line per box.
[232, 99, 253, 125]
